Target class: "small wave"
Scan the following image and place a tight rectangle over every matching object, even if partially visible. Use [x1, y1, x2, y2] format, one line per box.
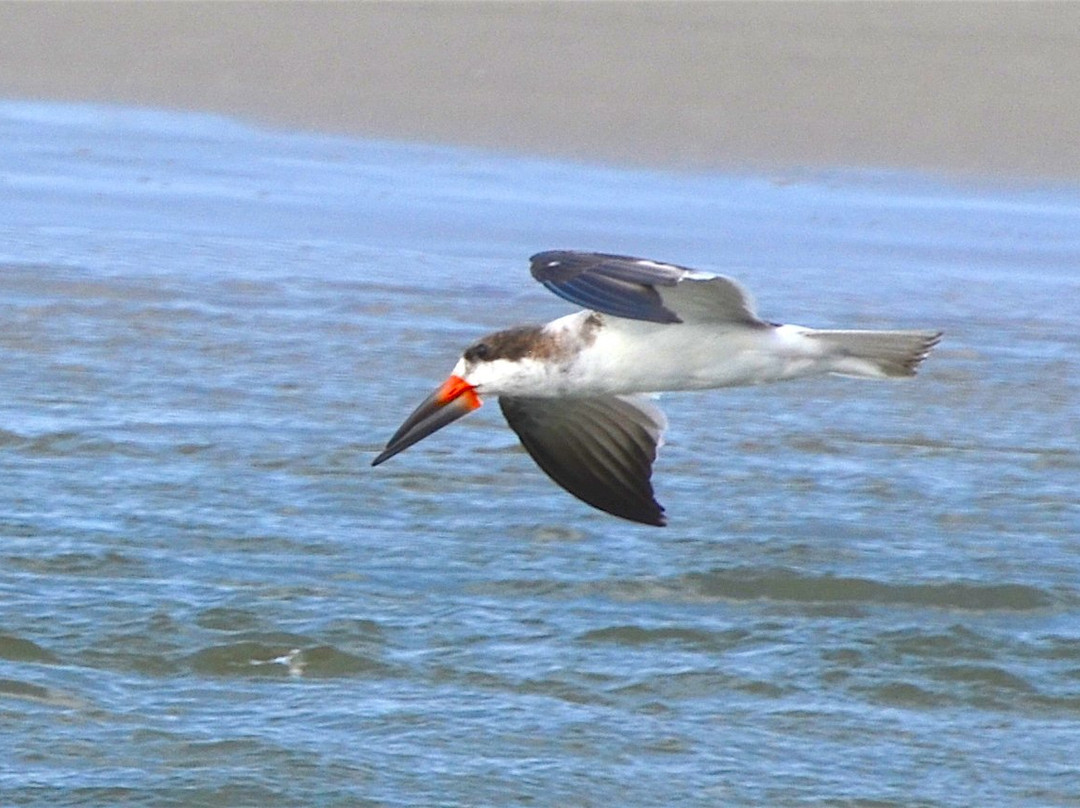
[0, 633, 60, 664]
[0, 677, 87, 709]
[7, 551, 149, 579]
[578, 624, 748, 652]
[679, 568, 1055, 611]
[10, 429, 155, 460]
[186, 638, 387, 678]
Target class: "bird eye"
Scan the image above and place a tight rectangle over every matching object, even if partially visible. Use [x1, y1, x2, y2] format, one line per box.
[466, 342, 491, 361]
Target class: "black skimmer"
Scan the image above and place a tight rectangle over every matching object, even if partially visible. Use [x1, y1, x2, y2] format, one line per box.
[372, 251, 942, 526]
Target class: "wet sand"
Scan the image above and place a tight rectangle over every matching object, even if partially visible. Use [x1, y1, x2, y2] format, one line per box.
[2, 2, 1079, 180]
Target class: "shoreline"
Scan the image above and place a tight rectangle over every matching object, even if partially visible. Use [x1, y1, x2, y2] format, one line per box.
[2, 3, 1079, 181]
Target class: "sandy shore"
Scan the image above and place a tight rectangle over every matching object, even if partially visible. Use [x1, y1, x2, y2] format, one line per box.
[2, 2, 1079, 180]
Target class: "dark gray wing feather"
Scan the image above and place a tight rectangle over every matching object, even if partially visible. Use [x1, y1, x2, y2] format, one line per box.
[498, 394, 668, 526]
[530, 250, 682, 323]
[529, 250, 763, 326]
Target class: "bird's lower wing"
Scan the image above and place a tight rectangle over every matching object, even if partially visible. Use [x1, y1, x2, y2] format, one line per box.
[498, 394, 668, 526]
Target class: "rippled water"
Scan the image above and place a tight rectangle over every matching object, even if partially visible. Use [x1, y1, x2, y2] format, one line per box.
[1, 100, 1078, 807]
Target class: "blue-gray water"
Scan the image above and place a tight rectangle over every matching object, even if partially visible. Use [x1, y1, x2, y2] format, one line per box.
[1, 100, 1078, 807]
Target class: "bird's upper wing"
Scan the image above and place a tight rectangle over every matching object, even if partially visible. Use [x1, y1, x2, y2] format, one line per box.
[529, 250, 764, 326]
[498, 393, 667, 526]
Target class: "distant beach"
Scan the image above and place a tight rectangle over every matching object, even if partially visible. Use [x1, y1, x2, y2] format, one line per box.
[2, 2, 1078, 180]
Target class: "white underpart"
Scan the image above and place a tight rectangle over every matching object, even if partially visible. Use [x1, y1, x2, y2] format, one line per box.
[563, 320, 842, 395]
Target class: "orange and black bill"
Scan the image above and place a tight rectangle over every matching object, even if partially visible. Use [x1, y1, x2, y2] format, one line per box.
[371, 376, 481, 466]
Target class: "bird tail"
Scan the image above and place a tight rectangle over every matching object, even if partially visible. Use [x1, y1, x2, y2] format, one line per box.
[806, 329, 943, 379]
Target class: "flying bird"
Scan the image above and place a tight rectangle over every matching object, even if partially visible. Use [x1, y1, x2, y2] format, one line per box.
[372, 251, 942, 526]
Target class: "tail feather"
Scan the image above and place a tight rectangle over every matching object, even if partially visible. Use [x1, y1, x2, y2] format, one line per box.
[807, 329, 943, 379]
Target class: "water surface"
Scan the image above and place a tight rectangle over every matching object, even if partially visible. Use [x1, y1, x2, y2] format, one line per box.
[1, 101, 1078, 807]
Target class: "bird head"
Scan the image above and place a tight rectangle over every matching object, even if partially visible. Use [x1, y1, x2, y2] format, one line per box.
[370, 326, 548, 466]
